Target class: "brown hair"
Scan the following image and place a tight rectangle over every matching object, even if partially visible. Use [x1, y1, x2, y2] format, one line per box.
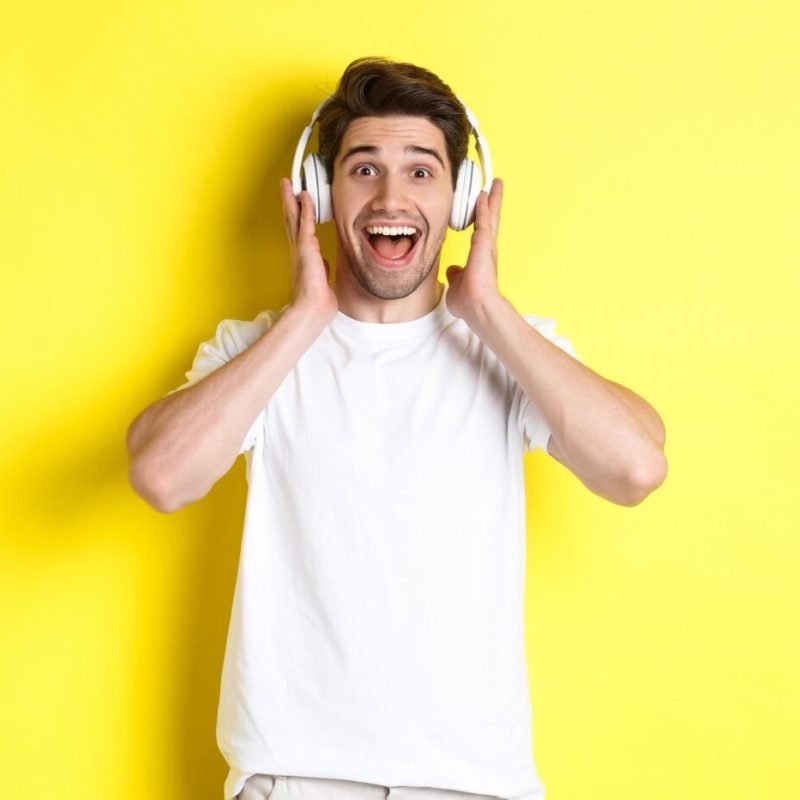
[317, 57, 470, 190]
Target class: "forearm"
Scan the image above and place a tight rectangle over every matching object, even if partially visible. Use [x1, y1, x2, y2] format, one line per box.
[465, 294, 667, 500]
[127, 304, 328, 512]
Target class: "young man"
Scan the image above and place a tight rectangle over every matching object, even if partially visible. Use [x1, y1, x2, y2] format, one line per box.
[127, 58, 667, 800]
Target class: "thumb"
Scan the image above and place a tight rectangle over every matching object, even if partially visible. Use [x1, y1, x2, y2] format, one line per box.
[446, 265, 463, 282]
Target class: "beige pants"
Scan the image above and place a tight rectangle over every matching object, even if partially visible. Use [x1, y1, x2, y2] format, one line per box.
[237, 774, 505, 800]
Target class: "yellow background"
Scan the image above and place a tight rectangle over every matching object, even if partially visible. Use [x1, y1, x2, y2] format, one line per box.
[2, 1, 798, 798]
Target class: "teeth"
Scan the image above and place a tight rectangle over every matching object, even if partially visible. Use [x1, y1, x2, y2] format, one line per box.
[365, 225, 418, 236]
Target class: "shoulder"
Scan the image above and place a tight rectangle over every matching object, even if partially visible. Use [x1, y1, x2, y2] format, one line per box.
[520, 312, 558, 335]
[519, 312, 580, 360]
[209, 305, 290, 354]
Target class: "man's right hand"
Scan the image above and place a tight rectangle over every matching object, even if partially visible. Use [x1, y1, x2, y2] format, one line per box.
[281, 178, 338, 323]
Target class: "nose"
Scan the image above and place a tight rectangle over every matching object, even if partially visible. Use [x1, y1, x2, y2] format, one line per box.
[369, 172, 409, 214]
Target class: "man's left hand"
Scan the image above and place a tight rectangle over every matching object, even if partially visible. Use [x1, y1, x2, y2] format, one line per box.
[445, 177, 504, 321]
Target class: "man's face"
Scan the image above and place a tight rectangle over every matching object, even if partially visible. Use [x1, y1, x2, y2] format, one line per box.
[330, 115, 454, 301]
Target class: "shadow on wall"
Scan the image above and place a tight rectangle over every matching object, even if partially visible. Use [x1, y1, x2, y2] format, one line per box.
[2, 74, 340, 798]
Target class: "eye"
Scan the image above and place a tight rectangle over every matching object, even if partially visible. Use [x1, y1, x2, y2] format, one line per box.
[354, 165, 376, 177]
[412, 168, 431, 178]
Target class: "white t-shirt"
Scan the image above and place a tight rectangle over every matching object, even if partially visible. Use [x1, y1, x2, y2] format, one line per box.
[173, 285, 579, 800]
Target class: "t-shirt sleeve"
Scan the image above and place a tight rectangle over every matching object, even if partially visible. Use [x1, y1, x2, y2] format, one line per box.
[166, 308, 283, 454]
[513, 314, 582, 454]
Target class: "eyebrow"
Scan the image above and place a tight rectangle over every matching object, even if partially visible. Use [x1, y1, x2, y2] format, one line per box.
[339, 144, 446, 170]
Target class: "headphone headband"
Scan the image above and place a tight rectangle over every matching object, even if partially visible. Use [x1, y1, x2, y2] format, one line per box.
[291, 95, 492, 198]
[290, 97, 331, 196]
[457, 96, 493, 194]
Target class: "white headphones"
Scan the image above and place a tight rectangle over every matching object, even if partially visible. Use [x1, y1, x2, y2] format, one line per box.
[290, 95, 493, 231]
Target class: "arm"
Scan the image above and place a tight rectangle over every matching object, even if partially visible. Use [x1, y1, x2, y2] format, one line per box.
[466, 296, 667, 506]
[126, 181, 337, 513]
[126, 304, 329, 512]
[445, 178, 667, 507]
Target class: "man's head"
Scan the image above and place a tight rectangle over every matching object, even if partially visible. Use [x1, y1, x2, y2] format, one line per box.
[319, 57, 470, 302]
[317, 57, 470, 192]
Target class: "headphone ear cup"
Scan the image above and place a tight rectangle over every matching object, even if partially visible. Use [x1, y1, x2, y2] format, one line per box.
[450, 159, 481, 230]
[301, 153, 333, 224]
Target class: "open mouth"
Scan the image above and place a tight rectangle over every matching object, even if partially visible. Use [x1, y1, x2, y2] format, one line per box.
[361, 225, 423, 268]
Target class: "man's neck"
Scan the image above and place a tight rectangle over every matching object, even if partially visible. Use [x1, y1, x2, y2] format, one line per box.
[334, 275, 444, 324]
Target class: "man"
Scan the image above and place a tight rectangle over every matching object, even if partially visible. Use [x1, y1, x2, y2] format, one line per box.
[126, 57, 667, 800]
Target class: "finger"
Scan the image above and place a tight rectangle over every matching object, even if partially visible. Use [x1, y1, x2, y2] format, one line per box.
[280, 178, 300, 244]
[488, 178, 503, 238]
[473, 190, 490, 233]
[446, 265, 463, 282]
[297, 189, 318, 244]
